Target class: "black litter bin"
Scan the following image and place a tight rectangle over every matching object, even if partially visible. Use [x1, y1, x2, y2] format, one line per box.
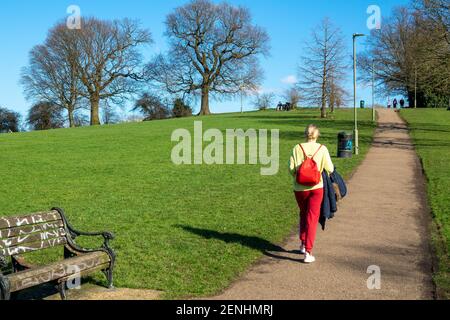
[338, 132, 353, 158]
[360, 100, 365, 109]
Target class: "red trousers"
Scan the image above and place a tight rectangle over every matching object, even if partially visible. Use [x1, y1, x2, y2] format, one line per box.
[294, 189, 324, 253]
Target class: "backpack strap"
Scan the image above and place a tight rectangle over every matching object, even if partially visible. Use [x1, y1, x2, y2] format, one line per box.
[299, 144, 308, 159]
[300, 144, 323, 159]
[312, 145, 323, 159]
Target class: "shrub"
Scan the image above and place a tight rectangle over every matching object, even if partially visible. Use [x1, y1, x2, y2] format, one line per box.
[133, 93, 171, 121]
[0, 107, 21, 133]
[172, 98, 193, 118]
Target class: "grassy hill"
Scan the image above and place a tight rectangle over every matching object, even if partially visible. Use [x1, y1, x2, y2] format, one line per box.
[401, 109, 450, 299]
[0, 109, 375, 298]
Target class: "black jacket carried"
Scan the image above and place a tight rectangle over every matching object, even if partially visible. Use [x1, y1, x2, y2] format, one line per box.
[331, 171, 347, 198]
[319, 170, 347, 230]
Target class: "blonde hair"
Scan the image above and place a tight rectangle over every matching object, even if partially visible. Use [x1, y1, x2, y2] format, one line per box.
[305, 124, 320, 141]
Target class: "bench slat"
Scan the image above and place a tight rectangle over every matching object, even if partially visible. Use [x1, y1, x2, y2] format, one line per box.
[0, 211, 62, 230]
[0, 237, 67, 256]
[0, 221, 64, 239]
[8, 251, 110, 292]
[0, 228, 66, 249]
[58, 262, 110, 284]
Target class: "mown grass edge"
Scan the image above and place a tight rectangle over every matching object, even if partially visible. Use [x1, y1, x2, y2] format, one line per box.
[401, 113, 449, 300]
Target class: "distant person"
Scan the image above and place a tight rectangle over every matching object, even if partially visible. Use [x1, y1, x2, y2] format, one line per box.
[387, 99, 391, 109]
[393, 98, 398, 110]
[277, 102, 283, 111]
[400, 99, 405, 108]
[289, 124, 334, 264]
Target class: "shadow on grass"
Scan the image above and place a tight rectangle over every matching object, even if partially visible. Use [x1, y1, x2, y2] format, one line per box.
[411, 123, 450, 134]
[237, 114, 323, 121]
[11, 283, 59, 300]
[410, 138, 450, 147]
[177, 225, 302, 263]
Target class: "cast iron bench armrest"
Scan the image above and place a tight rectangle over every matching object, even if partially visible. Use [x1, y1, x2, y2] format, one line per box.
[52, 207, 115, 250]
[70, 230, 115, 240]
[69, 230, 115, 248]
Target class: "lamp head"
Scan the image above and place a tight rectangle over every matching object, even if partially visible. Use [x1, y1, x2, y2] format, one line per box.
[353, 33, 366, 38]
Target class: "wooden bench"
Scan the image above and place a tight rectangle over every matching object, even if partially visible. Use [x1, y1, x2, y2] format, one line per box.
[0, 208, 115, 300]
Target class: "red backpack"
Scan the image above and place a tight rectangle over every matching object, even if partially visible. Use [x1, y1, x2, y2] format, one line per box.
[296, 144, 323, 186]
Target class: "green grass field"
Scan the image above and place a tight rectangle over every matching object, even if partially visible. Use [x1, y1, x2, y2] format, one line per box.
[401, 109, 450, 299]
[0, 108, 375, 299]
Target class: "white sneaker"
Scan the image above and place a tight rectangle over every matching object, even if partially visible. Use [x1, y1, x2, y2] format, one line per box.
[300, 244, 306, 255]
[304, 252, 316, 263]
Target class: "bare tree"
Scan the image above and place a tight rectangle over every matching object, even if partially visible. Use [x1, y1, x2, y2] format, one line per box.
[414, 1, 450, 104]
[253, 92, 275, 110]
[146, 0, 269, 115]
[284, 86, 302, 109]
[414, 0, 450, 44]
[327, 73, 349, 112]
[73, 112, 89, 127]
[76, 18, 152, 125]
[359, 5, 449, 107]
[298, 18, 347, 118]
[101, 101, 121, 125]
[359, 8, 419, 98]
[21, 22, 82, 128]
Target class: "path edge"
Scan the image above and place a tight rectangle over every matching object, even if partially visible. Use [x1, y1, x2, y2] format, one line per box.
[400, 111, 448, 300]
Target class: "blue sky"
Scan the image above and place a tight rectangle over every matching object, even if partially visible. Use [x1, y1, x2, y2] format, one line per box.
[0, 0, 410, 117]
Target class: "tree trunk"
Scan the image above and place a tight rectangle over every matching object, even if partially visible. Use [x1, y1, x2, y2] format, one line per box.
[90, 97, 101, 125]
[198, 86, 211, 116]
[329, 81, 335, 113]
[321, 68, 327, 118]
[321, 102, 327, 118]
[330, 92, 335, 113]
[321, 83, 327, 118]
[68, 108, 75, 128]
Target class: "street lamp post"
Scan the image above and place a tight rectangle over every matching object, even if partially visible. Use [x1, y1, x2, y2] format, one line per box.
[353, 33, 365, 155]
[372, 59, 375, 123]
[240, 78, 245, 114]
[414, 64, 418, 109]
[240, 88, 243, 114]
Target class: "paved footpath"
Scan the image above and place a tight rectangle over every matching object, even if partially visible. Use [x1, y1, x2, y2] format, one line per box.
[211, 109, 434, 300]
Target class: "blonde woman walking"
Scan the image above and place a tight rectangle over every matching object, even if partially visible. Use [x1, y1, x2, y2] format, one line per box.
[289, 125, 334, 263]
